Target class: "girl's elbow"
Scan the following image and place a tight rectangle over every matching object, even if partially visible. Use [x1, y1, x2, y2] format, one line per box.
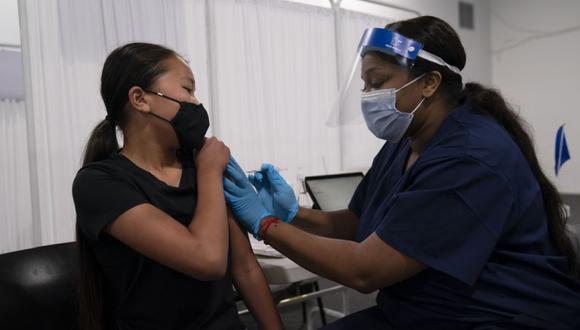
[186, 252, 228, 281]
[205, 257, 228, 280]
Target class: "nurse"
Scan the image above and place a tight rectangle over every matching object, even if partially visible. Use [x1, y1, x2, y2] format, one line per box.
[224, 16, 580, 328]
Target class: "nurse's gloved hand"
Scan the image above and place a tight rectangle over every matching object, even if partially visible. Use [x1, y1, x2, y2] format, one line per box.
[248, 163, 298, 223]
[248, 171, 275, 217]
[223, 158, 272, 239]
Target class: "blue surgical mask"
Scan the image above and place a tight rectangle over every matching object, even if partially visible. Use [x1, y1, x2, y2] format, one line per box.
[361, 74, 426, 142]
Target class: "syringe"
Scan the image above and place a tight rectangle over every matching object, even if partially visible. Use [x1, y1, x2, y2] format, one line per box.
[245, 167, 288, 175]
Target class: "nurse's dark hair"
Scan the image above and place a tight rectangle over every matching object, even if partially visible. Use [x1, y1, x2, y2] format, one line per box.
[78, 42, 179, 330]
[385, 16, 578, 277]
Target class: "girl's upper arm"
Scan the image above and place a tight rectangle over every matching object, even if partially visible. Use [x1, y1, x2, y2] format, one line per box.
[228, 210, 257, 273]
[74, 167, 229, 281]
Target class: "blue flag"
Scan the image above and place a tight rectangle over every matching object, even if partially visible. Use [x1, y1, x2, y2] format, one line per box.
[555, 125, 571, 176]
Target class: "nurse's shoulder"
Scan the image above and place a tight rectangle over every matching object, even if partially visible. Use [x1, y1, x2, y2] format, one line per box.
[446, 101, 542, 208]
[451, 102, 523, 172]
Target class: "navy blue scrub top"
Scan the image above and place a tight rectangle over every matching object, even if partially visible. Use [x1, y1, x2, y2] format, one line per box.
[349, 101, 580, 328]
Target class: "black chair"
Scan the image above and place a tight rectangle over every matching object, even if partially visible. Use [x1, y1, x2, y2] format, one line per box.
[0, 242, 79, 330]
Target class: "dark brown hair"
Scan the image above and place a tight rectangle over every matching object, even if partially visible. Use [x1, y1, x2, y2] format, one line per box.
[77, 42, 178, 330]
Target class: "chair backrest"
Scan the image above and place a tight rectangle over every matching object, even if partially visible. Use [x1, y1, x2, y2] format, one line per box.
[0, 242, 79, 330]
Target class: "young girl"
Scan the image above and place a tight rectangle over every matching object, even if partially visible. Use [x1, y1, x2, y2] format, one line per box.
[73, 43, 282, 330]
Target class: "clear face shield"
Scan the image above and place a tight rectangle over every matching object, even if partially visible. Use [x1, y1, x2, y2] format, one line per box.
[327, 27, 461, 126]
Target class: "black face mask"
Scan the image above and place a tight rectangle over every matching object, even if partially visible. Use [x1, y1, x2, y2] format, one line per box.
[144, 90, 210, 151]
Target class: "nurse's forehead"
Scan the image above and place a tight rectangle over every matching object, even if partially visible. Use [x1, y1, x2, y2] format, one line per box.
[361, 57, 399, 78]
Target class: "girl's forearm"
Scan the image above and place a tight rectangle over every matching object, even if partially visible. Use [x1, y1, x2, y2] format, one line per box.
[233, 260, 283, 330]
[189, 171, 229, 266]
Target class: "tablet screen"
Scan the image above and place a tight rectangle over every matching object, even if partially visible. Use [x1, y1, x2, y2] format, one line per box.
[305, 173, 364, 211]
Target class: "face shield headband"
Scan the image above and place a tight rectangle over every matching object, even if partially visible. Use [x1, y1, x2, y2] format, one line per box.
[358, 27, 462, 74]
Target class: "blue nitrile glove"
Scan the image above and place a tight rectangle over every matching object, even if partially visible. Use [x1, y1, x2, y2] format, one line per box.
[247, 171, 275, 217]
[248, 163, 298, 223]
[223, 157, 272, 239]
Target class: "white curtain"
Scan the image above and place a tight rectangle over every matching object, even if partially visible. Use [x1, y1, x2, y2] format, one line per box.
[337, 9, 391, 172]
[18, 0, 208, 247]
[17, 0, 401, 248]
[0, 99, 33, 253]
[209, 0, 341, 185]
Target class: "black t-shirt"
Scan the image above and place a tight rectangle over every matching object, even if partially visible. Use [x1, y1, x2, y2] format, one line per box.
[72, 153, 244, 330]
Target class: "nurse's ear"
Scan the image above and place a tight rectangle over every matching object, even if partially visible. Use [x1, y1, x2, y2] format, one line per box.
[421, 71, 442, 98]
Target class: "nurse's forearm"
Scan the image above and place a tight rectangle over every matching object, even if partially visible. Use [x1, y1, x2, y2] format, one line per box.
[264, 221, 373, 293]
[292, 208, 358, 240]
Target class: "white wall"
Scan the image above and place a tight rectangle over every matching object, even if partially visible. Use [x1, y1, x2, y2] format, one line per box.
[0, 0, 20, 46]
[490, 0, 580, 194]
